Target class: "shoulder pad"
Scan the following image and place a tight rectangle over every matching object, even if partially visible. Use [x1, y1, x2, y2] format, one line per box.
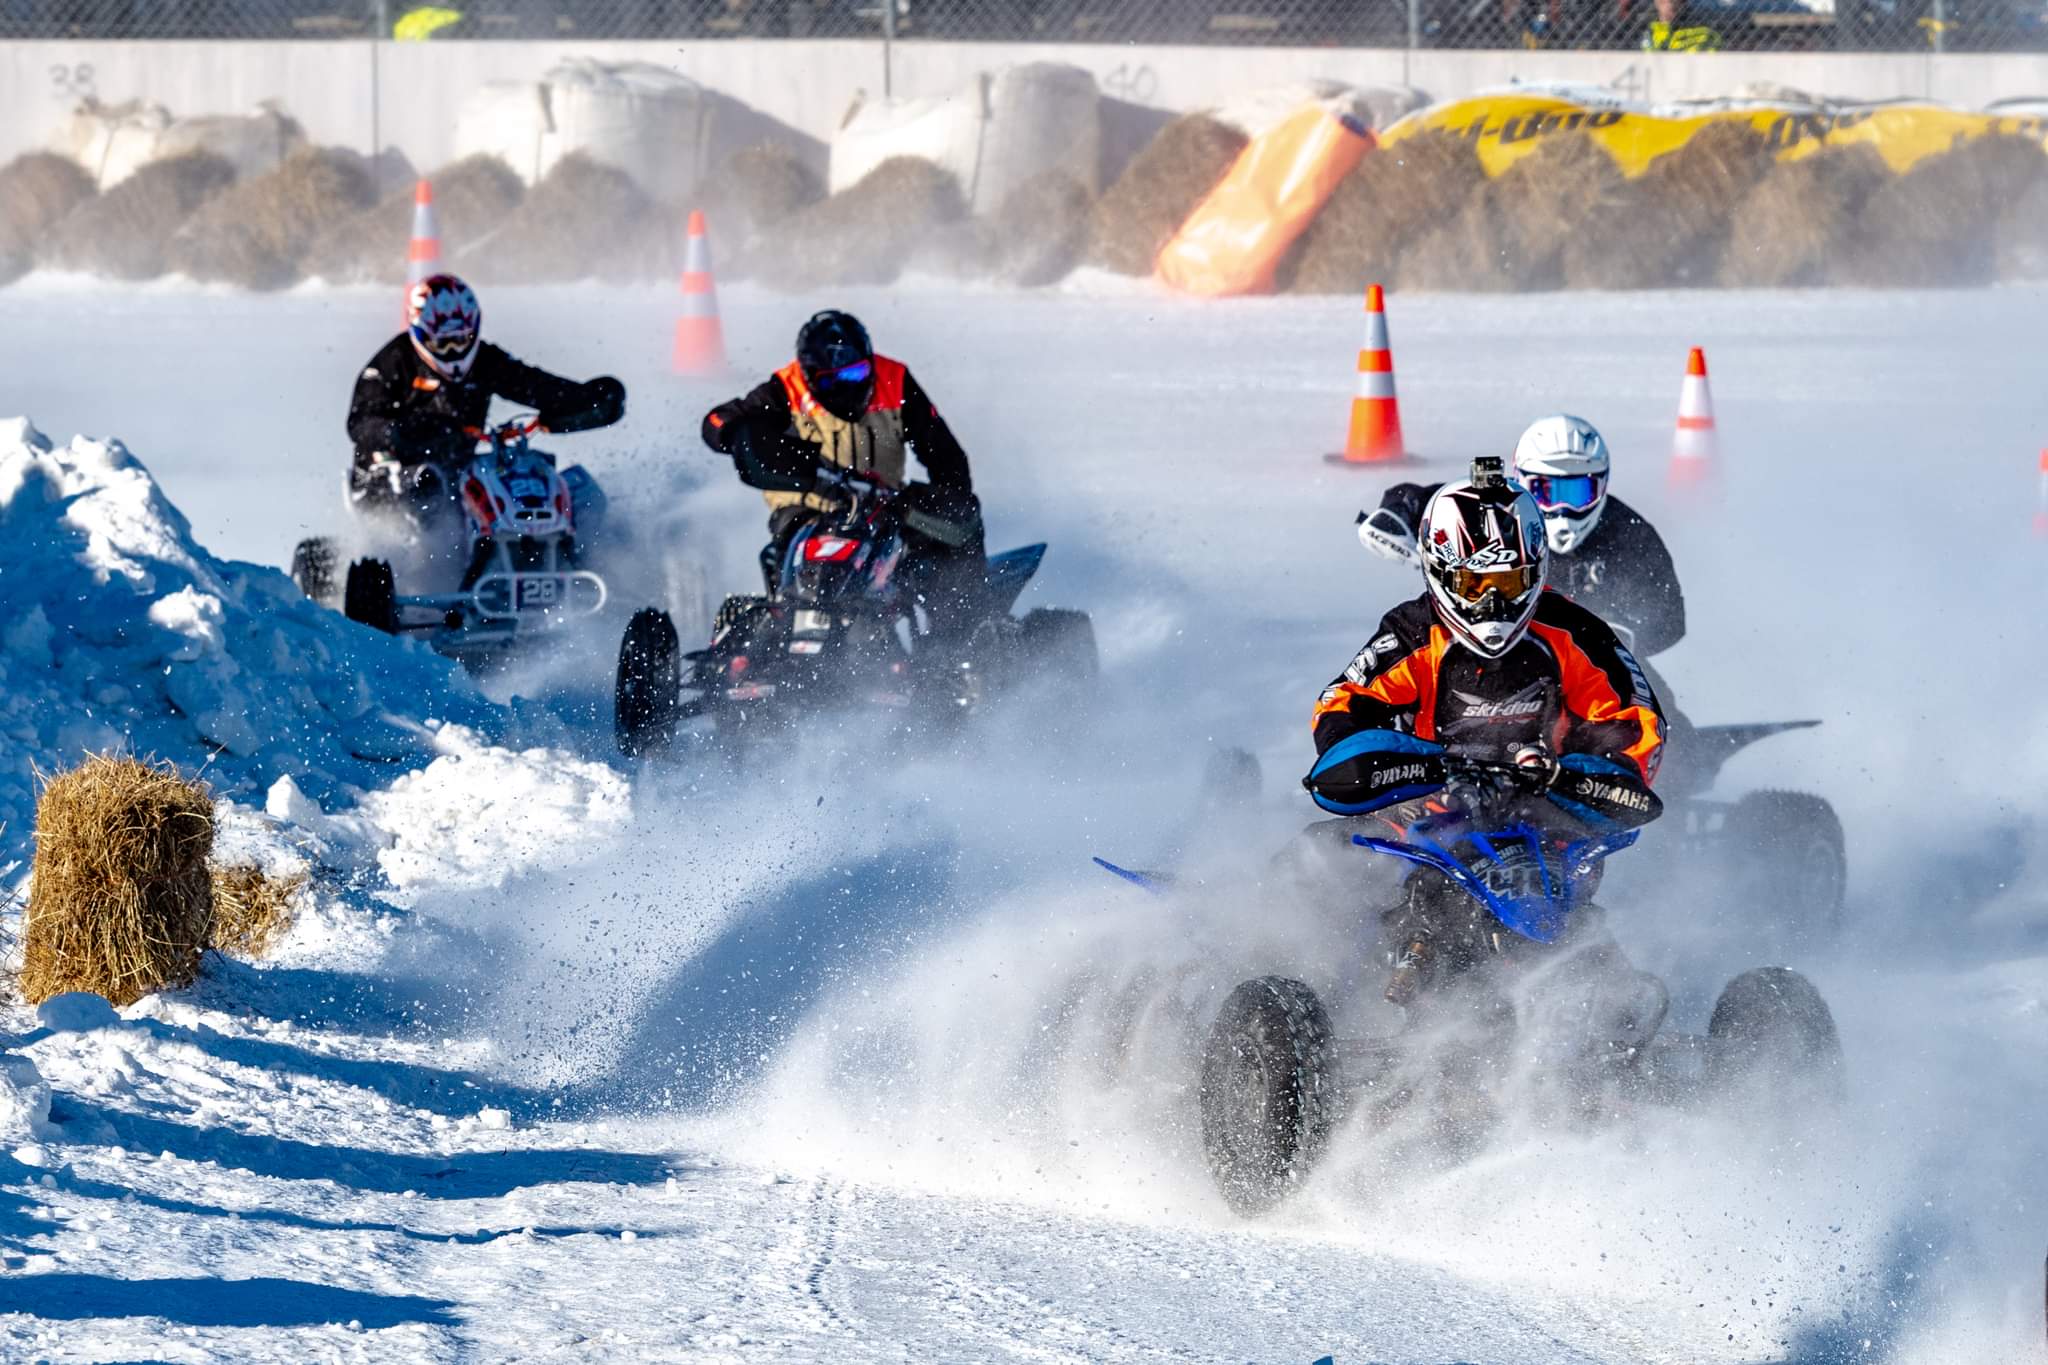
[1342, 596, 1435, 683]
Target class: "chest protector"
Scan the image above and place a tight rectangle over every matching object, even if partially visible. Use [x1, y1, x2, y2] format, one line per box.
[767, 356, 908, 512]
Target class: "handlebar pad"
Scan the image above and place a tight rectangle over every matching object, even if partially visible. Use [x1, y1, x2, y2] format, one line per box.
[1545, 753, 1662, 830]
[1304, 730, 1447, 816]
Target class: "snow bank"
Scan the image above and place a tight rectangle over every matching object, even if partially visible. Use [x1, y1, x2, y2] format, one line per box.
[0, 417, 500, 863]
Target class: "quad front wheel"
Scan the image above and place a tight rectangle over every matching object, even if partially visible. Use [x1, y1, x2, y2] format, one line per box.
[615, 606, 682, 758]
[291, 537, 337, 606]
[1199, 975, 1339, 1217]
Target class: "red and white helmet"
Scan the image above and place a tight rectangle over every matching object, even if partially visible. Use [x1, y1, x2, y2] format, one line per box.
[1417, 457, 1549, 658]
[407, 273, 481, 379]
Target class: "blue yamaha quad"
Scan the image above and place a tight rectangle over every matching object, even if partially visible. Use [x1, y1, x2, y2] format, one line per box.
[1179, 747, 1843, 1218]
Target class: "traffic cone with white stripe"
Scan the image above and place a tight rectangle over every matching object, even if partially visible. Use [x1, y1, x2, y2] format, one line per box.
[1668, 347, 1718, 488]
[671, 210, 727, 378]
[406, 178, 440, 285]
[1327, 283, 1406, 465]
[2033, 449, 2048, 537]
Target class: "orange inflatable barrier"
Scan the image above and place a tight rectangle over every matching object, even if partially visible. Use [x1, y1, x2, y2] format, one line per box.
[1157, 104, 1374, 298]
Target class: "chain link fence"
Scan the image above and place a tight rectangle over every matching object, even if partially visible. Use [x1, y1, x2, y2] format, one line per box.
[4, 0, 2042, 53]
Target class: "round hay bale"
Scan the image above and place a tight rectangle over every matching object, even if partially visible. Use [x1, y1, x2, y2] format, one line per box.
[751, 156, 966, 291]
[1086, 114, 1246, 276]
[718, 142, 824, 235]
[984, 170, 1093, 287]
[167, 147, 377, 290]
[20, 755, 214, 1008]
[1833, 133, 2048, 288]
[1488, 131, 1626, 289]
[1719, 144, 1889, 288]
[466, 151, 672, 285]
[304, 154, 523, 285]
[1995, 172, 2048, 280]
[0, 152, 96, 285]
[1289, 130, 1487, 294]
[44, 153, 237, 281]
[1399, 184, 1517, 293]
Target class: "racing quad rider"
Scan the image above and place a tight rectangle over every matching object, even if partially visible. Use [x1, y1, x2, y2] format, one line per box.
[699, 309, 985, 630]
[1308, 458, 1665, 1001]
[347, 273, 626, 522]
[1357, 415, 1684, 658]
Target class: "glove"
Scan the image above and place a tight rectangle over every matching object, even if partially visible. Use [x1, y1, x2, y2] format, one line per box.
[728, 421, 823, 494]
[901, 483, 983, 549]
[1508, 743, 1560, 790]
[1357, 507, 1419, 565]
[540, 376, 626, 434]
[407, 462, 451, 500]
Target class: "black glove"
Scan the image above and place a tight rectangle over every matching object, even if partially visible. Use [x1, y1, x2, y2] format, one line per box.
[728, 419, 823, 494]
[540, 376, 626, 434]
[901, 483, 983, 549]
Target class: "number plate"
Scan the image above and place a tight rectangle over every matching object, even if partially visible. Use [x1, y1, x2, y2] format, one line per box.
[516, 575, 566, 610]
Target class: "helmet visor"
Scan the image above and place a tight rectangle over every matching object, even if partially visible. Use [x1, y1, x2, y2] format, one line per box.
[414, 325, 477, 359]
[1524, 472, 1604, 512]
[812, 358, 872, 389]
[1447, 564, 1541, 609]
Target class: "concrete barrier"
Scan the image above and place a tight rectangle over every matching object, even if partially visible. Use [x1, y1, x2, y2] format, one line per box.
[7, 39, 2047, 177]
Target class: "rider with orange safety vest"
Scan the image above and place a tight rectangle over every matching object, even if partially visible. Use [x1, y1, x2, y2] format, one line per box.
[700, 310, 984, 615]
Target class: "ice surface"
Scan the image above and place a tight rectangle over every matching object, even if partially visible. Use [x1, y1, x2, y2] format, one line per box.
[0, 279, 2043, 1360]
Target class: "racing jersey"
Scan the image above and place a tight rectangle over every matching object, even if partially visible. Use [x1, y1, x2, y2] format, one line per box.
[1313, 590, 1665, 784]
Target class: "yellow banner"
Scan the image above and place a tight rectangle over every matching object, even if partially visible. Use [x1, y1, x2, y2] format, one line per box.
[1379, 94, 2048, 177]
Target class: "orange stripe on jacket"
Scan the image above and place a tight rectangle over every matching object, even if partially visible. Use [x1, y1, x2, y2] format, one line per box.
[1528, 621, 1664, 782]
[1310, 627, 1451, 739]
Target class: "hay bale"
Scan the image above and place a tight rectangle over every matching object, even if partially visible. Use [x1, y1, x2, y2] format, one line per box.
[718, 142, 824, 235]
[751, 157, 966, 291]
[1995, 171, 2048, 280]
[985, 170, 1093, 287]
[1289, 130, 1487, 294]
[1558, 122, 1775, 290]
[1720, 144, 1889, 288]
[209, 864, 302, 960]
[466, 151, 673, 285]
[44, 153, 237, 281]
[1086, 114, 1246, 276]
[303, 154, 524, 285]
[1487, 131, 1626, 290]
[1834, 133, 2048, 287]
[167, 147, 377, 290]
[1399, 184, 1517, 292]
[0, 153, 96, 284]
[20, 756, 214, 1008]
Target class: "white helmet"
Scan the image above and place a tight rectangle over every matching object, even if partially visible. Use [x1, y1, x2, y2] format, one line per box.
[1512, 414, 1611, 554]
[1418, 458, 1549, 659]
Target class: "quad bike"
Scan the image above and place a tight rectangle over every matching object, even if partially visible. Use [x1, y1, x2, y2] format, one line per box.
[1157, 753, 1843, 1218]
[292, 417, 608, 667]
[613, 464, 1096, 757]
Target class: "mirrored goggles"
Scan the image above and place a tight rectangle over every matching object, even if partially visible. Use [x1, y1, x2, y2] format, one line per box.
[1447, 564, 1540, 606]
[414, 325, 478, 358]
[1523, 472, 1604, 512]
[812, 358, 872, 389]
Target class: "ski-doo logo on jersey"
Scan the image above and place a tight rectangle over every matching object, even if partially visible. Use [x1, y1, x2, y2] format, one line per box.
[1450, 681, 1547, 721]
[1572, 776, 1652, 812]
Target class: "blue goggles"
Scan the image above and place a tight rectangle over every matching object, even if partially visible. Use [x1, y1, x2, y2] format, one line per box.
[1524, 472, 1604, 512]
[813, 359, 872, 389]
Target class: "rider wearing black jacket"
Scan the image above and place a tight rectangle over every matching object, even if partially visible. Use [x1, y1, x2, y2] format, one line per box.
[347, 274, 624, 512]
[701, 309, 985, 616]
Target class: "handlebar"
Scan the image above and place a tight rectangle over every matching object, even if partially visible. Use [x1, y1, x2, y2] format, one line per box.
[462, 416, 546, 447]
[1437, 754, 1553, 813]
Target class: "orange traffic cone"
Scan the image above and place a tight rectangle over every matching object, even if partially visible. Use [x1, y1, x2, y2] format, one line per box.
[672, 210, 728, 378]
[1327, 283, 1406, 465]
[1668, 346, 1717, 487]
[2033, 449, 2048, 537]
[406, 178, 440, 285]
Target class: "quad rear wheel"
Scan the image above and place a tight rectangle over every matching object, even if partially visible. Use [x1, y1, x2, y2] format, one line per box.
[1724, 789, 1847, 940]
[342, 558, 398, 635]
[1706, 966, 1844, 1101]
[615, 606, 682, 758]
[1199, 976, 1339, 1217]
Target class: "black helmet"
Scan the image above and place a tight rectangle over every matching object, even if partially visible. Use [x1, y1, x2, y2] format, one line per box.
[796, 310, 875, 421]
